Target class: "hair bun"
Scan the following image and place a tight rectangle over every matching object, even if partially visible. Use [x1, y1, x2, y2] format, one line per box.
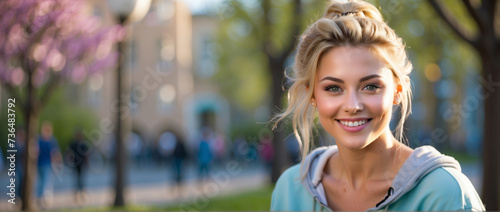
[324, 0, 384, 22]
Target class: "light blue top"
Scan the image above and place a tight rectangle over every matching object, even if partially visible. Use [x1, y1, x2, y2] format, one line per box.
[271, 145, 485, 211]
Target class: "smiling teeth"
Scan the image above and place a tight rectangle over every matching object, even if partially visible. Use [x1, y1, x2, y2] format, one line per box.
[340, 120, 367, 127]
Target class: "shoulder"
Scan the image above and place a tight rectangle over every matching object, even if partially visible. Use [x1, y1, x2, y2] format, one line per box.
[397, 167, 485, 211]
[272, 164, 303, 197]
[271, 164, 314, 211]
[420, 167, 479, 199]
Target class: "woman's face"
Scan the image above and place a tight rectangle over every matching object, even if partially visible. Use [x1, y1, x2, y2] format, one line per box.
[312, 46, 397, 150]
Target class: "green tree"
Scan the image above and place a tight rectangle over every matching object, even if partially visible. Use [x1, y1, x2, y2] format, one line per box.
[426, 0, 500, 209]
[364, 0, 483, 161]
[215, 0, 325, 182]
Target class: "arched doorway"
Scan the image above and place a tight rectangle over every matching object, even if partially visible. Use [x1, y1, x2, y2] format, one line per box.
[184, 92, 230, 146]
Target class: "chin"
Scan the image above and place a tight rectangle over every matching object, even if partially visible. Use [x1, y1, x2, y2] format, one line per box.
[336, 137, 372, 150]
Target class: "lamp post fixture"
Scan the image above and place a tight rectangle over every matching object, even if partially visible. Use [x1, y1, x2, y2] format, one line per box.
[106, 0, 151, 206]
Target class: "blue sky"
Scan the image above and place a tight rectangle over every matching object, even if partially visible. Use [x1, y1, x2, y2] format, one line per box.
[179, 0, 224, 14]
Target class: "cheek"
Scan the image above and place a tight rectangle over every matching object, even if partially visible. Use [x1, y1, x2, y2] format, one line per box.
[365, 92, 394, 118]
[316, 96, 342, 117]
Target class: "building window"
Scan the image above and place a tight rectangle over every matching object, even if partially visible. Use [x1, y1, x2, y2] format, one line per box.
[158, 84, 176, 112]
[197, 36, 217, 78]
[157, 35, 175, 73]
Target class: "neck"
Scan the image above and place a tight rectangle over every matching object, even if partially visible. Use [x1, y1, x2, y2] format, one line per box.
[332, 130, 401, 189]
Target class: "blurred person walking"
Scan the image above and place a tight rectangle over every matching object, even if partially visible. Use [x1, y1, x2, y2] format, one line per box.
[213, 131, 226, 166]
[127, 133, 143, 167]
[158, 132, 177, 165]
[172, 137, 188, 197]
[36, 121, 62, 208]
[232, 136, 247, 163]
[197, 129, 213, 182]
[259, 134, 274, 173]
[68, 130, 90, 204]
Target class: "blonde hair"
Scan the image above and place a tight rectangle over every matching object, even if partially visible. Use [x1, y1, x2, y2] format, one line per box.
[273, 0, 413, 175]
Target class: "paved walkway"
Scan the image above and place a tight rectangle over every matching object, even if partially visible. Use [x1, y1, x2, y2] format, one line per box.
[0, 160, 269, 211]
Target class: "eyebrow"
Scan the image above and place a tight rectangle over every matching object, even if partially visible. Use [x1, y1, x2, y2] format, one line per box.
[320, 74, 382, 83]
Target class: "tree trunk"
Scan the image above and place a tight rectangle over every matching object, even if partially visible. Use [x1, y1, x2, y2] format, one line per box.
[260, 0, 302, 183]
[480, 53, 500, 210]
[21, 70, 39, 211]
[269, 58, 288, 183]
[426, 0, 500, 207]
[21, 111, 39, 211]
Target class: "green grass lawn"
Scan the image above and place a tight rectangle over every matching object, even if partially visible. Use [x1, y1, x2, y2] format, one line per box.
[164, 185, 274, 211]
[71, 185, 274, 212]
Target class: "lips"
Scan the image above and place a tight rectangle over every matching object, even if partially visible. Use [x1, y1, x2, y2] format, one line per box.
[335, 118, 372, 132]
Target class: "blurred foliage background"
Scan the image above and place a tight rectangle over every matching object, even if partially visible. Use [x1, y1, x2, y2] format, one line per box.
[214, 0, 483, 152]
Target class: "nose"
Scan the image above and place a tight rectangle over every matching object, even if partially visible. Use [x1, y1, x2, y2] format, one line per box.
[344, 91, 364, 114]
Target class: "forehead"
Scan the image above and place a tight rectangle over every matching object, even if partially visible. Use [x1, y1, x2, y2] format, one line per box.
[317, 46, 391, 79]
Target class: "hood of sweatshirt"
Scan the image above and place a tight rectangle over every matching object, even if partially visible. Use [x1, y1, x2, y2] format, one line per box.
[301, 145, 461, 211]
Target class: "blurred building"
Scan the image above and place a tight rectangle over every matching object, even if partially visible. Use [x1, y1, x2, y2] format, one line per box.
[71, 0, 229, 155]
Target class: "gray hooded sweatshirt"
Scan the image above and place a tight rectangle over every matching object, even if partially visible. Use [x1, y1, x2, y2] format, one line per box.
[271, 145, 485, 211]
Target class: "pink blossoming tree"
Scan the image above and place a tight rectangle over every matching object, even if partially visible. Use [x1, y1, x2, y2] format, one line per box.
[0, 0, 123, 210]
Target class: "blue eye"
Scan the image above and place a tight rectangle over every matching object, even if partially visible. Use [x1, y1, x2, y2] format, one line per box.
[325, 85, 342, 92]
[364, 84, 381, 91]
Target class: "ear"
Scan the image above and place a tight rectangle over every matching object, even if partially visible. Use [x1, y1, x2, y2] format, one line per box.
[396, 83, 402, 93]
[393, 84, 402, 105]
[306, 86, 317, 106]
[311, 98, 316, 107]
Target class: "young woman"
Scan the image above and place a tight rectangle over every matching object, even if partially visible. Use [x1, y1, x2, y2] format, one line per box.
[270, 0, 485, 211]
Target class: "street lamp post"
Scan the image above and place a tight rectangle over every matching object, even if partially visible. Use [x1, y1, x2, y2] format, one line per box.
[106, 0, 151, 206]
